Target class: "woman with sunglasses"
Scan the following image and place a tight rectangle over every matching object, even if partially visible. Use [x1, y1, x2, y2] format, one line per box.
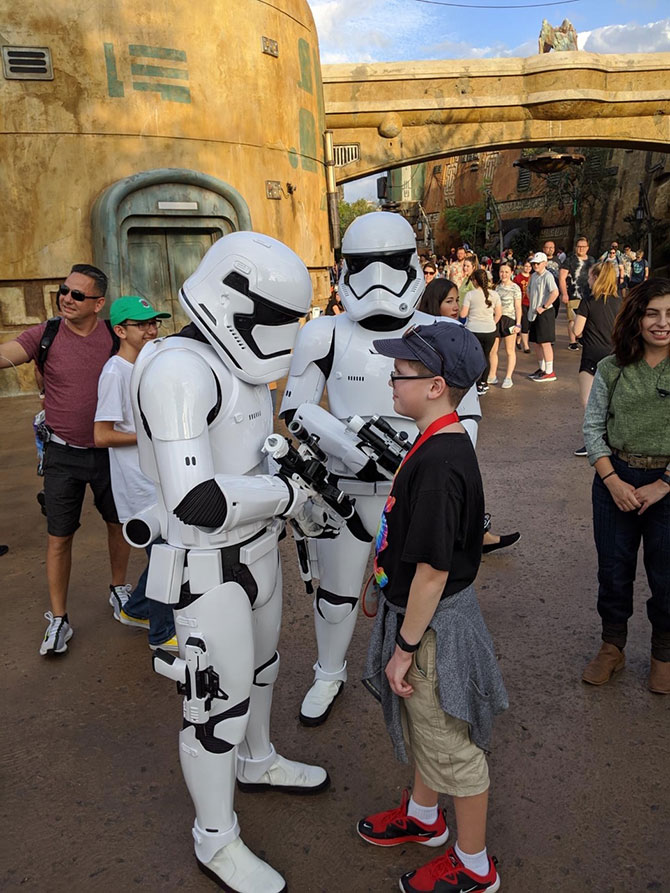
[582, 278, 670, 694]
[423, 263, 437, 285]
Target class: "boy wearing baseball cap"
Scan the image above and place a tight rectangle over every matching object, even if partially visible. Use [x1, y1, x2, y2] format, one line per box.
[359, 321, 508, 893]
[94, 296, 176, 650]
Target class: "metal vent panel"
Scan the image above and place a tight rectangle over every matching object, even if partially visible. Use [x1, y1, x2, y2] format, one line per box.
[334, 144, 360, 167]
[2, 46, 53, 80]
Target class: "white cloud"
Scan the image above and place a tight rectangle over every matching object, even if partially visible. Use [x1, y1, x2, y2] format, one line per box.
[311, 0, 431, 64]
[582, 17, 670, 53]
[310, 0, 670, 62]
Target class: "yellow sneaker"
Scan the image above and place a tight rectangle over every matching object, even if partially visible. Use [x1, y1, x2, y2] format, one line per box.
[150, 635, 178, 653]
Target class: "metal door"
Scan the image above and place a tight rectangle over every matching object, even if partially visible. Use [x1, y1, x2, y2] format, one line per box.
[127, 229, 220, 333]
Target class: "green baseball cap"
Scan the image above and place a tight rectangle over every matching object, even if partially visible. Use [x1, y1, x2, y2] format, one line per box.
[110, 295, 171, 327]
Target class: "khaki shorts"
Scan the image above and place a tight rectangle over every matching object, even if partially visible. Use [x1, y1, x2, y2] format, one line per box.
[566, 298, 580, 322]
[400, 629, 490, 797]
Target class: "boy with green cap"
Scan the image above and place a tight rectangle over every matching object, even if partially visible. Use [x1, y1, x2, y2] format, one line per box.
[94, 296, 176, 650]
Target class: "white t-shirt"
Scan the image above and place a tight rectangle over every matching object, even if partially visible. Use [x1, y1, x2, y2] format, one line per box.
[463, 288, 500, 334]
[95, 355, 156, 523]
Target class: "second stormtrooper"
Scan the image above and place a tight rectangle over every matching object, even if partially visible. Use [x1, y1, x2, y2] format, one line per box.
[280, 212, 482, 726]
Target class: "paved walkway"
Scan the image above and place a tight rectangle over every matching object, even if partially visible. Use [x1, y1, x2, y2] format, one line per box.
[1, 330, 668, 892]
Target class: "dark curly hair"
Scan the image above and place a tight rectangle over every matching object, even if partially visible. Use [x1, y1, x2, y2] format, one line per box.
[612, 278, 670, 367]
[418, 278, 459, 316]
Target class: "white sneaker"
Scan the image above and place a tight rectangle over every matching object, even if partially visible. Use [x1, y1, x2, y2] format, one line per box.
[501, 377, 513, 389]
[109, 584, 132, 620]
[299, 678, 344, 726]
[198, 836, 286, 893]
[237, 753, 330, 794]
[487, 376, 498, 385]
[39, 611, 73, 656]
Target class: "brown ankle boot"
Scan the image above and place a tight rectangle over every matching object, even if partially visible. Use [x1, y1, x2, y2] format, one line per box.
[648, 657, 670, 694]
[582, 642, 625, 685]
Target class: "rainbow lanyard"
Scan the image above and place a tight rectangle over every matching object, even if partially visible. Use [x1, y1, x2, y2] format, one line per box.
[390, 411, 459, 493]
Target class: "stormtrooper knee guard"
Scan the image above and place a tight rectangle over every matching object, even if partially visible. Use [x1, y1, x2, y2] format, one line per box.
[237, 651, 330, 794]
[300, 587, 358, 727]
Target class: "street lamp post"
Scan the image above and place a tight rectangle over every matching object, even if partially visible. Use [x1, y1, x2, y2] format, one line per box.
[635, 182, 653, 268]
[486, 191, 504, 259]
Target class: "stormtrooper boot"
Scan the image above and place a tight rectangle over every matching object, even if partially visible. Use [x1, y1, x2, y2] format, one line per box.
[299, 663, 346, 727]
[237, 744, 330, 794]
[197, 834, 286, 893]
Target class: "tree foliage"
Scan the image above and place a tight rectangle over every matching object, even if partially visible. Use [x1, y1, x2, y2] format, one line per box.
[442, 199, 487, 251]
[338, 199, 375, 239]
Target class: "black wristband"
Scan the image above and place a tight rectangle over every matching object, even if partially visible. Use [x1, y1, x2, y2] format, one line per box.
[396, 630, 420, 653]
[600, 471, 616, 483]
[660, 472, 670, 488]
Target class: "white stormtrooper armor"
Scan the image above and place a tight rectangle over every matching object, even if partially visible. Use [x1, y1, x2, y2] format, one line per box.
[280, 212, 481, 726]
[126, 232, 328, 893]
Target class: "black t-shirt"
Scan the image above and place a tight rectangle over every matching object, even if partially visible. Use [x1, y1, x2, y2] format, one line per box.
[576, 293, 622, 363]
[373, 432, 484, 609]
[560, 253, 595, 301]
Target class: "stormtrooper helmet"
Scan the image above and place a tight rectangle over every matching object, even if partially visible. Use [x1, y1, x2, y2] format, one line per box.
[179, 231, 312, 384]
[339, 211, 424, 321]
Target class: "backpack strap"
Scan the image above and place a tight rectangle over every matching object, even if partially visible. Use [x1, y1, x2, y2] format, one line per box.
[37, 317, 62, 373]
[37, 316, 119, 371]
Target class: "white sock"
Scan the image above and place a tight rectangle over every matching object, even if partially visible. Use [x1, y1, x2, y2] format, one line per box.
[539, 359, 546, 372]
[545, 361, 553, 374]
[455, 842, 489, 877]
[407, 796, 439, 826]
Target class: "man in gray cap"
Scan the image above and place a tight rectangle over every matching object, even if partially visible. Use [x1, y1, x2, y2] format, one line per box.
[527, 251, 559, 382]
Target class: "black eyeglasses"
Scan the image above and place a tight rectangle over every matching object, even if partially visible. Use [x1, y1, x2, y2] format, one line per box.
[58, 284, 103, 301]
[390, 372, 435, 382]
[121, 319, 163, 331]
[402, 325, 444, 377]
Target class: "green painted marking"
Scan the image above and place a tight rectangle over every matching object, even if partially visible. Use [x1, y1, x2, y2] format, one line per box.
[297, 38, 313, 94]
[288, 148, 299, 169]
[131, 63, 189, 80]
[312, 46, 325, 160]
[129, 45, 187, 61]
[299, 108, 317, 172]
[104, 43, 124, 97]
[132, 82, 191, 103]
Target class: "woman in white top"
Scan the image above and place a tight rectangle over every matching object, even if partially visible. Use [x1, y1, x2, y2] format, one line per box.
[460, 268, 502, 394]
[488, 262, 522, 388]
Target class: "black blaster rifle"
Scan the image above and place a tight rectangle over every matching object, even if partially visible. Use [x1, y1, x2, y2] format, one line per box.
[263, 427, 371, 593]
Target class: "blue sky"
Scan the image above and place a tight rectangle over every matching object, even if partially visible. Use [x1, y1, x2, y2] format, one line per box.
[307, 0, 670, 198]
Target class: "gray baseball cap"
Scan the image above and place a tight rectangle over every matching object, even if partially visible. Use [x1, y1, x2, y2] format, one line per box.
[373, 321, 486, 389]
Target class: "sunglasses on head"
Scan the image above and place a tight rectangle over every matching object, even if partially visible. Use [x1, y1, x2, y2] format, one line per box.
[403, 325, 444, 377]
[58, 284, 103, 301]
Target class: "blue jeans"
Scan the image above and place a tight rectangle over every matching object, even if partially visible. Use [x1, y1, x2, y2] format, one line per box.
[125, 540, 175, 645]
[592, 456, 670, 645]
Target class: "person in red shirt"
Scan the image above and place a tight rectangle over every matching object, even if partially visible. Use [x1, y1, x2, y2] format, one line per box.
[0, 264, 131, 656]
[513, 260, 532, 353]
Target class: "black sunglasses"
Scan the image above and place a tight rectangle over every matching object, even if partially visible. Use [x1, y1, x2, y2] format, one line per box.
[58, 284, 103, 301]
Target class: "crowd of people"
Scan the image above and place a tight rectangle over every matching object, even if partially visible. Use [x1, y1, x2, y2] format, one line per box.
[0, 220, 667, 893]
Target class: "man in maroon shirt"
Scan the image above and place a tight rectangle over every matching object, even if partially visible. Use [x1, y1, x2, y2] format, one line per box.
[0, 264, 132, 655]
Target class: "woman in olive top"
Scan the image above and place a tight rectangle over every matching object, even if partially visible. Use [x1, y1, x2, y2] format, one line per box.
[582, 278, 670, 694]
[457, 256, 477, 308]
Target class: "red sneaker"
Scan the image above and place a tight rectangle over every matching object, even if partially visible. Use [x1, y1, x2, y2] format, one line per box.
[357, 789, 449, 848]
[400, 846, 500, 892]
